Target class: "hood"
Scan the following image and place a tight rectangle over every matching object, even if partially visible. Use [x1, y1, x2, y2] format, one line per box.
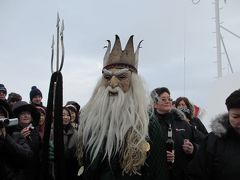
[210, 113, 229, 137]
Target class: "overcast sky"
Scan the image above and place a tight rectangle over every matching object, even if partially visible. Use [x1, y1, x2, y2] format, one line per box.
[1, 0, 240, 125]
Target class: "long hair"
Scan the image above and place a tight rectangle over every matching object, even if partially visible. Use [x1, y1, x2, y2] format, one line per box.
[175, 97, 194, 118]
[77, 73, 150, 175]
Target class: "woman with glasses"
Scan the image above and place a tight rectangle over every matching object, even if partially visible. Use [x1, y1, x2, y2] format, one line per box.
[149, 87, 201, 180]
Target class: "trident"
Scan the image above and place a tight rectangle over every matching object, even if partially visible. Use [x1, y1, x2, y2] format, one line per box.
[51, 13, 65, 73]
[43, 13, 66, 180]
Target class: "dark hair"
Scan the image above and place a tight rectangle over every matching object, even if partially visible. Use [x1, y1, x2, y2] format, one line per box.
[63, 106, 72, 120]
[65, 105, 79, 124]
[7, 92, 22, 103]
[175, 97, 194, 118]
[151, 87, 170, 102]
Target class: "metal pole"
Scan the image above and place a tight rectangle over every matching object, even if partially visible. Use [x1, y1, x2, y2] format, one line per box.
[183, 0, 187, 96]
[56, 14, 60, 71]
[215, 0, 222, 78]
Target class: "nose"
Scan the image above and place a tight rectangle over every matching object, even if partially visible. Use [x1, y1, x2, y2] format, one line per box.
[109, 76, 119, 88]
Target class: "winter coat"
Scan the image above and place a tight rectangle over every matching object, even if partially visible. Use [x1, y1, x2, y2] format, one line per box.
[14, 125, 42, 180]
[151, 108, 202, 180]
[63, 124, 79, 180]
[185, 113, 240, 180]
[0, 132, 33, 180]
[189, 117, 208, 136]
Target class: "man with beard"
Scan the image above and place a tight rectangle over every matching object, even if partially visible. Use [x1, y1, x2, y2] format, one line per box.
[76, 35, 168, 180]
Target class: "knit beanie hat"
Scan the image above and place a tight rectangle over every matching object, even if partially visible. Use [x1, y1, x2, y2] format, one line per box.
[0, 84, 7, 94]
[225, 89, 240, 110]
[30, 86, 42, 101]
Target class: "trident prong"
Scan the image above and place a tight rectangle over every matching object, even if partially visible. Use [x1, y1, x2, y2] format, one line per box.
[51, 35, 55, 73]
[56, 12, 60, 28]
[51, 13, 65, 73]
[59, 19, 64, 72]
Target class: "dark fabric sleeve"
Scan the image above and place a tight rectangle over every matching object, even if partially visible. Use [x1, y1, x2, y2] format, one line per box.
[4, 133, 33, 165]
[185, 134, 216, 180]
[143, 118, 169, 180]
[193, 118, 208, 135]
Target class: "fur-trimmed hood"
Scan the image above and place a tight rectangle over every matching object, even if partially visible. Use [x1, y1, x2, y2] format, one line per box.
[211, 113, 229, 137]
[171, 107, 189, 123]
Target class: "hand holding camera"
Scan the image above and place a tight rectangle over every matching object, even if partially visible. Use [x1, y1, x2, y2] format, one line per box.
[21, 127, 31, 138]
[20, 123, 34, 139]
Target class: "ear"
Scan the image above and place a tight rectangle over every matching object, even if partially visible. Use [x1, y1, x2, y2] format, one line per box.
[153, 102, 159, 109]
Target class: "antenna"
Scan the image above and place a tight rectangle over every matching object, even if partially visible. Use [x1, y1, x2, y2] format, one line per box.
[215, 1, 240, 76]
[215, 0, 223, 78]
[183, 0, 187, 96]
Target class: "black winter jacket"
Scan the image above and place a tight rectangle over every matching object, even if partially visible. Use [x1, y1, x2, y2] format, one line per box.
[185, 113, 240, 180]
[151, 108, 202, 180]
[13, 125, 42, 180]
[0, 132, 33, 180]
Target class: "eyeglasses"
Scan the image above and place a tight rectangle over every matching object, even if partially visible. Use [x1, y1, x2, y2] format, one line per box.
[158, 97, 173, 103]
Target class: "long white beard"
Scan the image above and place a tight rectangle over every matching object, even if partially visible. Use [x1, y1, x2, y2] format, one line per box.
[78, 74, 149, 163]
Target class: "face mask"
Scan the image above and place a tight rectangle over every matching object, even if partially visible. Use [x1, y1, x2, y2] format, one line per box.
[178, 107, 191, 119]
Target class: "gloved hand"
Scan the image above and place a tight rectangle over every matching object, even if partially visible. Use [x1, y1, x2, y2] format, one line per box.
[49, 140, 54, 160]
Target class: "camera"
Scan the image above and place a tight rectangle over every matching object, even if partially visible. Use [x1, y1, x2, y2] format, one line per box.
[26, 123, 34, 131]
[0, 118, 18, 128]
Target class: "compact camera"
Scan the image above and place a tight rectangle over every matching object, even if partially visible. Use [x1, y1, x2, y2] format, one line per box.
[26, 123, 34, 131]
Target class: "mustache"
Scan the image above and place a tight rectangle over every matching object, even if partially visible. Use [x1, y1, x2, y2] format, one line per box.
[106, 86, 121, 92]
[105, 86, 122, 96]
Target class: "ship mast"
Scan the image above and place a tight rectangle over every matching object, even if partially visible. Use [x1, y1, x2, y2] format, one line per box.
[215, 0, 223, 78]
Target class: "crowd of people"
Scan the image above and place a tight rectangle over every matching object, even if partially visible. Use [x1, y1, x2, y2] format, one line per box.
[0, 84, 80, 180]
[1, 35, 240, 180]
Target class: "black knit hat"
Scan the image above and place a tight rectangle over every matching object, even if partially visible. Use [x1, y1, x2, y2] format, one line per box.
[0, 84, 7, 94]
[30, 86, 42, 101]
[12, 101, 40, 127]
[151, 87, 170, 102]
[225, 89, 240, 110]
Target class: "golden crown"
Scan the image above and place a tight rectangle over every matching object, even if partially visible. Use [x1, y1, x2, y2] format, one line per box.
[103, 35, 143, 73]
